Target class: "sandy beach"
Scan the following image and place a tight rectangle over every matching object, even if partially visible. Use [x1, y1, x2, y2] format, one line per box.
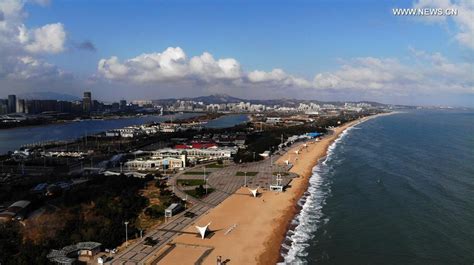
[151, 114, 385, 265]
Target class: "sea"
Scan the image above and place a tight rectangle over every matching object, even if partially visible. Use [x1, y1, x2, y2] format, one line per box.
[0, 113, 249, 154]
[280, 110, 474, 265]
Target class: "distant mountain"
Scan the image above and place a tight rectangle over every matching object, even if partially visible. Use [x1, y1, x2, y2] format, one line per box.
[18, 91, 80, 101]
[153, 94, 244, 105]
[153, 94, 390, 107]
[183, 94, 243, 104]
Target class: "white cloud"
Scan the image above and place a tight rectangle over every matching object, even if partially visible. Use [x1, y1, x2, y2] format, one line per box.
[98, 47, 312, 92]
[98, 47, 189, 82]
[24, 23, 66, 54]
[190, 52, 241, 80]
[314, 58, 417, 92]
[412, 0, 474, 50]
[248, 68, 312, 88]
[97, 56, 129, 80]
[98, 48, 246, 84]
[0, 0, 68, 82]
[97, 46, 473, 98]
[313, 51, 473, 95]
[7, 55, 67, 80]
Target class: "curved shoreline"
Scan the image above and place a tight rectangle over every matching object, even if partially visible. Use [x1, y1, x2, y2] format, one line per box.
[151, 113, 393, 265]
[258, 113, 392, 265]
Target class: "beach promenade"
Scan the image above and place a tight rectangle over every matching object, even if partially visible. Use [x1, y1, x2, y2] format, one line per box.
[113, 115, 383, 265]
[145, 116, 379, 265]
[111, 147, 293, 264]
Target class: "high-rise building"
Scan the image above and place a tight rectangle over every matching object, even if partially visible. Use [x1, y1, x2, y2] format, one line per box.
[57, 101, 72, 113]
[8, 95, 17, 113]
[0, 99, 8, 114]
[83, 91, 92, 113]
[16, 99, 25, 113]
[120, 99, 127, 109]
[25, 100, 58, 114]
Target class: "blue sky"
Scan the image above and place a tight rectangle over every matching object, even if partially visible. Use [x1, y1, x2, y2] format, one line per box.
[27, 0, 460, 75]
[1, 0, 473, 106]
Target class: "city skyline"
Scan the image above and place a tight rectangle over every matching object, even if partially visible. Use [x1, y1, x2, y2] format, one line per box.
[0, 0, 473, 107]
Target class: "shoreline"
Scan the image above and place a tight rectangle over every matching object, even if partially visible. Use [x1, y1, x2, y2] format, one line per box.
[0, 112, 188, 132]
[150, 112, 392, 265]
[258, 112, 394, 264]
[0, 112, 235, 154]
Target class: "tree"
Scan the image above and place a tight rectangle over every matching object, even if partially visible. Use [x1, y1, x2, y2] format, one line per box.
[195, 185, 206, 197]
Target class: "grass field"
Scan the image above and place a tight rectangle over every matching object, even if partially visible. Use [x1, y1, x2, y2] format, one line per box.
[205, 163, 225, 168]
[184, 188, 215, 198]
[272, 172, 290, 176]
[236, 171, 258, 176]
[177, 179, 206, 186]
[183, 171, 211, 176]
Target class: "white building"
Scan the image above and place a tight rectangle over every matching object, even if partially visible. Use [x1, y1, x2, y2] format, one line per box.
[153, 146, 237, 162]
[125, 156, 186, 171]
[266, 117, 282, 124]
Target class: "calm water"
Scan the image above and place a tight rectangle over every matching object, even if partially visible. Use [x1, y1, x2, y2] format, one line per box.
[0, 113, 248, 154]
[281, 110, 474, 265]
[204, 114, 249, 128]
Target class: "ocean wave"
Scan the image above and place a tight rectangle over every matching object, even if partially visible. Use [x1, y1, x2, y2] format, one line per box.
[278, 126, 355, 264]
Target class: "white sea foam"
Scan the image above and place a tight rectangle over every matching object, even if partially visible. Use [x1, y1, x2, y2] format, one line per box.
[278, 126, 356, 264]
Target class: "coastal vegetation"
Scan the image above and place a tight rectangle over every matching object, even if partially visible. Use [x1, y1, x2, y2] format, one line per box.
[177, 179, 207, 186]
[183, 171, 210, 176]
[205, 161, 225, 168]
[233, 112, 366, 163]
[184, 185, 215, 199]
[236, 171, 258, 176]
[0, 174, 183, 264]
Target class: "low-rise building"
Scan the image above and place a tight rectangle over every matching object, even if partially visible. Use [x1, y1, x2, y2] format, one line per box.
[47, 242, 102, 265]
[125, 156, 186, 171]
[0, 200, 32, 222]
[153, 146, 237, 162]
[266, 117, 282, 124]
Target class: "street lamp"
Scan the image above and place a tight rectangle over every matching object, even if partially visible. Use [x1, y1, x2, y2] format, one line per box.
[124, 221, 129, 246]
[244, 171, 247, 187]
[184, 194, 188, 210]
[204, 166, 208, 194]
[270, 152, 273, 168]
[203, 166, 206, 181]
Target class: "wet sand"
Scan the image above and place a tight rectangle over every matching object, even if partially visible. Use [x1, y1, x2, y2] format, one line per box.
[153, 115, 384, 265]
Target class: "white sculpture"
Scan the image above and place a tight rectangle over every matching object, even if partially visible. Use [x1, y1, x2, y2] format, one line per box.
[195, 222, 211, 239]
[249, 188, 258, 197]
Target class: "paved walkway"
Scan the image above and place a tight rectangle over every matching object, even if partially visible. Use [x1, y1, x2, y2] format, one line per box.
[110, 149, 298, 265]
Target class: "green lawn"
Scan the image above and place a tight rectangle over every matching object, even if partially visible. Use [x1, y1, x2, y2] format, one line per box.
[272, 172, 290, 176]
[184, 188, 215, 198]
[236, 171, 258, 176]
[206, 163, 225, 168]
[177, 179, 206, 186]
[183, 171, 210, 176]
